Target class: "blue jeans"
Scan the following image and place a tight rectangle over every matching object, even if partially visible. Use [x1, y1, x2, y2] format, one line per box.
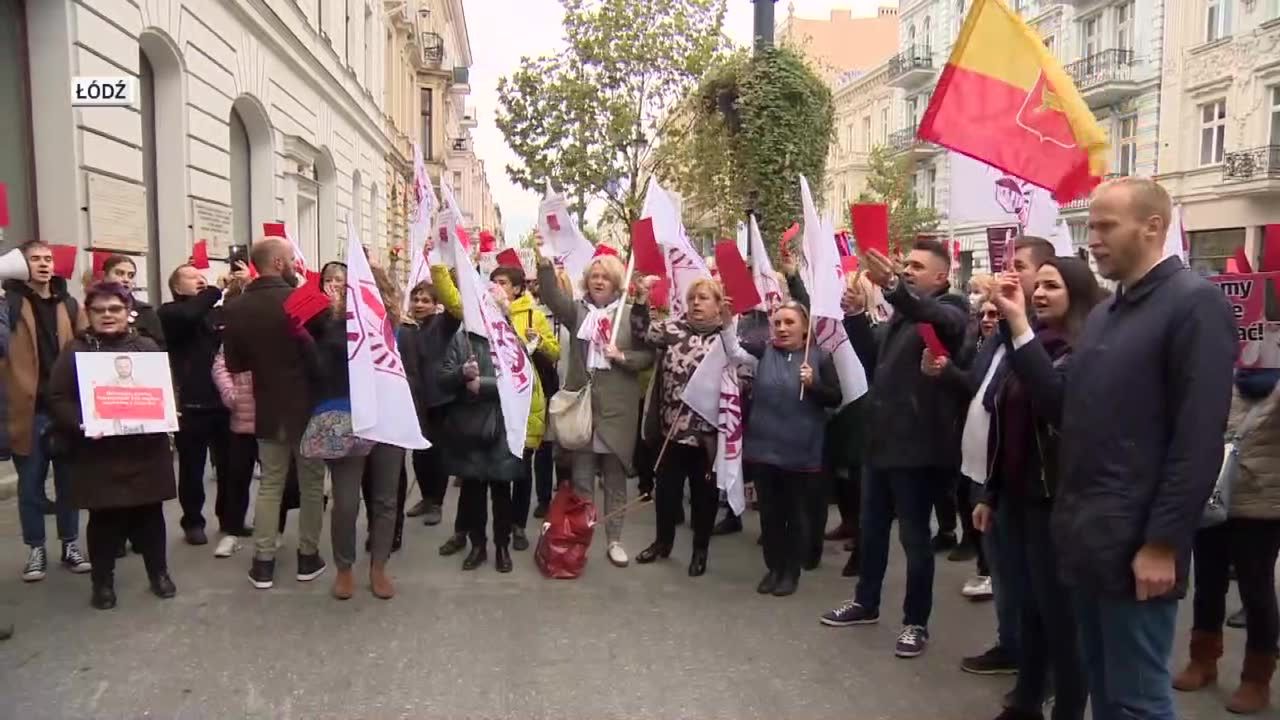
[14, 413, 78, 547]
[1073, 590, 1178, 720]
[855, 466, 945, 627]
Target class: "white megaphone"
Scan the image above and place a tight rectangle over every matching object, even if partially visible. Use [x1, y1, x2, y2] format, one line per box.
[0, 248, 30, 282]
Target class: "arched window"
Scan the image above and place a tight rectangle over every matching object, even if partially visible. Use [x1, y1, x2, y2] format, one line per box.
[229, 108, 252, 248]
[139, 31, 188, 299]
[922, 17, 931, 54]
[351, 169, 363, 240]
[316, 148, 337, 260]
[229, 96, 274, 254]
[907, 24, 916, 50]
[368, 182, 379, 250]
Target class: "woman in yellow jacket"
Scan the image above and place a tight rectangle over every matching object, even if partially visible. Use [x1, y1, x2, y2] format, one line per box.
[430, 263, 555, 552]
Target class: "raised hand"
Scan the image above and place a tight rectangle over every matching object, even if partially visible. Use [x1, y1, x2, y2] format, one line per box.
[921, 348, 949, 377]
[863, 249, 897, 288]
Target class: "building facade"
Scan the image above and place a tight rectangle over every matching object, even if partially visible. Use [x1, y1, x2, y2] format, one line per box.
[778, 3, 901, 78]
[825, 62, 899, 216]
[1155, 0, 1280, 273]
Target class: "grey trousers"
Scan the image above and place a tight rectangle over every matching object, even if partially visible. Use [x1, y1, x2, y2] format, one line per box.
[253, 436, 326, 559]
[329, 444, 404, 570]
[571, 451, 627, 543]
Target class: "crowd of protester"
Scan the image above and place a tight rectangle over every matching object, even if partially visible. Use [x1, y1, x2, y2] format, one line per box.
[0, 177, 1273, 718]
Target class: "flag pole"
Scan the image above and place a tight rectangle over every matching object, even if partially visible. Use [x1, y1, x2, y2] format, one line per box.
[610, 249, 636, 345]
[799, 313, 814, 401]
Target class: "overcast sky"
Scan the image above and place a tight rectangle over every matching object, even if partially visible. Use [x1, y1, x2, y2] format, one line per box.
[462, 0, 883, 240]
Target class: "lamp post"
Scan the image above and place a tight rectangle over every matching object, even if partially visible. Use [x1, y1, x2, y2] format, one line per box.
[752, 0, 778, 55]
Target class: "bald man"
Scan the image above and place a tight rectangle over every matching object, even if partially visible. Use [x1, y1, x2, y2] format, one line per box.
[222, 237, 327, 589]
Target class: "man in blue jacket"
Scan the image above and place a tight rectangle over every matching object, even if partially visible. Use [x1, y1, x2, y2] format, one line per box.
[1009, 177, 1236, 720]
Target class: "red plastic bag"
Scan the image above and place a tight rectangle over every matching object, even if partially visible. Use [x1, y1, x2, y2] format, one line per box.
[534, 485, 597, 579]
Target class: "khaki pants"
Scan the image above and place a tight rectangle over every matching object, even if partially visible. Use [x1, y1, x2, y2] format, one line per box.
[253, 436, 326, 558]
[571, 451, 627, 543]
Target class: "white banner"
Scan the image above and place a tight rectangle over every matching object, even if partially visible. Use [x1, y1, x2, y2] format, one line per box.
[679, 340, 745, 515]
[537, 183, 595, 296]
[403, 142, 436, 311]
[641, 177, 710, 317]
[948, 152, 1061, 238]
[748, 215, 784, 312]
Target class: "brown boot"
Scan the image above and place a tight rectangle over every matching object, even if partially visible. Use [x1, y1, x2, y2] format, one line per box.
[1173, 630, 1223, 691]
[1227, 651, 1276, 714]
[331, 568, 354, 600]
[370, 562, 395, 600]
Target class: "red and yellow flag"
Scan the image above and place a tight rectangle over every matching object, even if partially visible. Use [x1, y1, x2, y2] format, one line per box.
[918, 0, 1108, 202]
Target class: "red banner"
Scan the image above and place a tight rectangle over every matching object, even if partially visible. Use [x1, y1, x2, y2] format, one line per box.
[1212, 271, 1280, 368]
[93, 386, 166, 421]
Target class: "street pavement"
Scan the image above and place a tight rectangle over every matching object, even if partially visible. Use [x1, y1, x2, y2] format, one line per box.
[0, 474, 1265, 719]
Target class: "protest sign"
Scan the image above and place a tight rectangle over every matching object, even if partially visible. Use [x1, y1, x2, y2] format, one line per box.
[713, 241, 761, 314]
[76, 352, 179, 436]
[1212, 271, 1280, 368]
[986, 227, 1016, 273]
[851, 204, 889, 256]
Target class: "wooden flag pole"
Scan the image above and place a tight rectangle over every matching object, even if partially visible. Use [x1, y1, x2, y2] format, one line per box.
[799, 312, 814, 401]
[610, 249, 636, 345]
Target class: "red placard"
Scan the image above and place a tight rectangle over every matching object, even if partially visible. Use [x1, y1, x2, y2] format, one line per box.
[91, 250, 112, 277]
[779, 223, 800, 261]
[0, 182, 9, 228]
[263, 222, 286, 238]
[1234, 246, 1254, 275]
[1262, 225, 1280, 273]
[191, 240, 210, 269]
[713, 240, 762, 314]
[851, 204, 890, 257]
[93, 386, 165, 421]
[50, 244, 77, 279]
[630, 218, 666, 277]
[841, 255, 861, 273]
[495, 248, 521, 269]
[917, 323, 950, 358]
[284, 283, 331, 326]
[649, 276, 671, 310]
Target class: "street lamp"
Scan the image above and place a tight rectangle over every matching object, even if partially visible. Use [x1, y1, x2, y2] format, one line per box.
[752, 0, 779, 55]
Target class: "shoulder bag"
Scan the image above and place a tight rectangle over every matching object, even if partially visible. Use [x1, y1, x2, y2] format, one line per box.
[549, 378, 593, 451]
[1204, 399, 1269, 527]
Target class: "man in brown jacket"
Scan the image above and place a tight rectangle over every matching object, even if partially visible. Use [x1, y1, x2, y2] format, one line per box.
[2, 240, 90, 582]
[221, 238, 326, 590]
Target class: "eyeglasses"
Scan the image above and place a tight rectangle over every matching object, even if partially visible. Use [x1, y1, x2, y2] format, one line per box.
[88, 304, 128, 315]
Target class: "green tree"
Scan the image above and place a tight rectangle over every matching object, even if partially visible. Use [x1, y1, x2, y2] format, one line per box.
[854, 146, 940, 255]
[497, 0, 728, 228]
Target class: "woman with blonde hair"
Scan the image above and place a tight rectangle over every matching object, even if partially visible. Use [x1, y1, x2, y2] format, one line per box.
[536, 250, 654, 566]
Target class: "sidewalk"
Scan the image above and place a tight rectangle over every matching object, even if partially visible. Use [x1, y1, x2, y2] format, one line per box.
[0, 465, 13, 502]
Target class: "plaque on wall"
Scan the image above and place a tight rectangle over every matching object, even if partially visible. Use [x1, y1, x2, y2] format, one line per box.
[86, 174, 147, 253]
[191, 199, 233, 258]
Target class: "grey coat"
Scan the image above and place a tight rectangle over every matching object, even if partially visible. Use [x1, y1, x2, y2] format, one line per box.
[537, 262, 654, 474]
[1229, 386, 1280, 520]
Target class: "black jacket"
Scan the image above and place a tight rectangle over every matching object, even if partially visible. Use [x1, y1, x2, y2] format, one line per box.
[437, 331, 523, 482]
[403, 313, 462, 414]
[158, 287, 224, 411]
[863, 279, 969, 470]
[1014, 258, 1237, 600]
[129, 300, 165, 348]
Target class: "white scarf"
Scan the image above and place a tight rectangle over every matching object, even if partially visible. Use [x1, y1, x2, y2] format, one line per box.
[578, 299, 620, 371]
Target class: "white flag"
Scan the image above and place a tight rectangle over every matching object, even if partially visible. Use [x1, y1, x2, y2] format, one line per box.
[1051, 222, 1074, 257]
[748, 215, 784, 312]
[403, 143, 437, 312]
[799, 176, 868, 406]
[344, 216, 429, 450]
[537, 183, 595, 296]
[641, 177, 710, 317]
[1163, 204, 1187, 265]
[679, 340, 746, 515]
[948, 152, 1061, 237]
[439, 199, 533, 458]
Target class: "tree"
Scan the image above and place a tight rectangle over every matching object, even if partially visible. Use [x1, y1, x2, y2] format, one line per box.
[656, 45, 834, 258]
[497, 0, 728, 228]
[854, 146, 940, 255]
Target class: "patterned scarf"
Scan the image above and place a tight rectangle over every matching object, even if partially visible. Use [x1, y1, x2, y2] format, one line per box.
[578, 299, 620, 370]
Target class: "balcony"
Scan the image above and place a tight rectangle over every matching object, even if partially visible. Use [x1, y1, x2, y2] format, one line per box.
[421, 32, 443, 65]
[449, 67, 471, 95]
[461, 107, 478, 129]
[449, 137, 470, 154]
[1064, 49, 1137, 108]
[1058, 173, 1126, 212]
[886, 124, 940, 161]
[887, 45, 936, 89]
[1223, 146, 1280, 189]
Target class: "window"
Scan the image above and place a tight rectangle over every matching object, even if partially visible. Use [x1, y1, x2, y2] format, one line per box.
[907, 24, 916, 50]
[1270, 87, 1279, 145]
[906, 97, 918, 129]
[1200, 100, 1227, 165]
[846, 123, 854, 154]
[862, 116, 872, 151]
[927, 166, 937, 209]
[1206, 0, 1232, 44]
[419, 88, 433, 159]
[880, 108, 888, 144]
[1189, 228, 1244, 275]
[0, 0, 36, 245]
[922, 17, 931, 54]
[1080, 15, 1099, 58]
[1116, 116, 1137, 176]
[363, 5, 374, 88]
[1115, 1, 1134, 53]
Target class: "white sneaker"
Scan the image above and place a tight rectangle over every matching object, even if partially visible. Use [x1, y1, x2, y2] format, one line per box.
[961, 575, 993, 599]
[607, 542, 629, 567]
[214, 535, 240, 558]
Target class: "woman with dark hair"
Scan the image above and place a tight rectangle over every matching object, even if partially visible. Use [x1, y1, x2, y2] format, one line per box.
[926, 256, 1105, 720]
[100, 255, 165, 347]
[46, 282, 177, 609]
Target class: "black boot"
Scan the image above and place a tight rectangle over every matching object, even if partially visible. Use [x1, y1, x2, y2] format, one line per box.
[688, 548, 708, 577]
[439, 533, 467, 556]
[712, 513, 743, 536]
[462, 544, 487, 570]
[635, 542, 671, 564]
[495, 545, 513, 573]
[91, 580, 116, 610]
[756, 570, 780, 595]
[772, 572, 798, 597]
[149, 572, 177, 599]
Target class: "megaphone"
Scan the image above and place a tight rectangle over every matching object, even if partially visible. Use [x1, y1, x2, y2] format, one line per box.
[0, 248, 29, 282]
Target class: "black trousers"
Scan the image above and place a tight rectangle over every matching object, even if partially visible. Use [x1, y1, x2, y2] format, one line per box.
[413, 447, 446, 505]
[753, 463, 821, 579]
[533, 442, 555, 506]
[220, 433, 257, 535]
[174, 409, 230, 530]
[363, 455, 407, 542]
[513, 448, 535, 528]
[87, 503, 167, 586]
[655, 442, 717, 551]
[834, 465, 862, 535]
[459, 479, 513, 547]
[933, 474, 959, 538]
[1192, 517, 1280, 654]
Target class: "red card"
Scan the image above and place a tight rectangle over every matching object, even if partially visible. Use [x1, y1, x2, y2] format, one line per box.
[263, 222, 286, 238]
[841, 255, 861, 273]
[479, 230, 497, 253]
[649, 277, 671, 310]
[50, 244, 77, 279]
[1233, 246, 1254, 275]
[495, 248, 521, 269]
[630, 218, 666, 277]
[851, 204, 890, 257]
[283, 283, 331, 326]
[779, 223, 800, 261]
[546, 214, 561, 232]
[305, 269, 320, 287]
[0, 182, 8, 228]
[917, 323, 949, 358]
[714, 241, 762, 314]
[191, 240, 210, 269]
[1261, 225, 1280, 273]
[91, 250, 112, 277]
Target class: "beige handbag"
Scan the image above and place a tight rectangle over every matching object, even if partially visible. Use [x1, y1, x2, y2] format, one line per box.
[549, 381, 593, 450]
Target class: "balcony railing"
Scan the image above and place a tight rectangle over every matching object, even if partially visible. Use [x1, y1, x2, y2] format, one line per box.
[887, 127, 917, 153]
[1065, 49, 1135, 89]
[421, 32, 443, 64]
[451, 138, 468, 152]
[1059, 173, 1127, 210]
[887, 44, 932, 80]
[1223, 146, 1280, 181]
